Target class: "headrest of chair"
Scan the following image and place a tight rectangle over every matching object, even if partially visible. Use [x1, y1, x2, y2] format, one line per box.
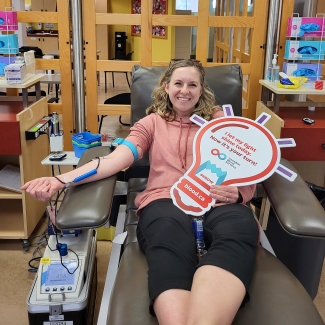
[130, 64, 243, 125]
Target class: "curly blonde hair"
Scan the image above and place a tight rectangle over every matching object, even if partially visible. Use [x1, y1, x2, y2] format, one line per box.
[146, 59, 218, 121]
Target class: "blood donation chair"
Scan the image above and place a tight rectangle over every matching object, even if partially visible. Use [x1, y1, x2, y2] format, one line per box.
[56, 65, 325, 325]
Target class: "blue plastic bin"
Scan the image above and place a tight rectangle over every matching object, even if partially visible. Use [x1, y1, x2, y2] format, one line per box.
[72, 132, 101, 145]
[73, 143, 102, 158]
[72, 132, 102, 157]
[72, 140, 102, 147]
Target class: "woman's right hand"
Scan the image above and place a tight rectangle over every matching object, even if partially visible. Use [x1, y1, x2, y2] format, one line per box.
[21, 177, 66, 202]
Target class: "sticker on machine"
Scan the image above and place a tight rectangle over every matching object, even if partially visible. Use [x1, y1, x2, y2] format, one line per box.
[43, 321, 73, 325]
[49, 315, 64, 321]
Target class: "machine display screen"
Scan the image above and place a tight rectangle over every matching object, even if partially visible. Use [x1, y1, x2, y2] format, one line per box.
[45, 262, 77, 286]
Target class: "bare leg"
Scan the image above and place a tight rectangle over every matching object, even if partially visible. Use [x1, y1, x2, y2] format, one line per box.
[154, 289, 190, 325]
[185, 265, 246, 325]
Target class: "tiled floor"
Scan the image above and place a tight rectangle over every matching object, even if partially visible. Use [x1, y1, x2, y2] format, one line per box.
[45, 72, 325, 322]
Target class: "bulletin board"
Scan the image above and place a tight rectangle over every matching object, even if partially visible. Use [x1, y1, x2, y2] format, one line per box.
[131, 0, 167, 38]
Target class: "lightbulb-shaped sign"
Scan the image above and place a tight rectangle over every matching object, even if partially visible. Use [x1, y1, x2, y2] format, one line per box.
[170, 105, 297, 216]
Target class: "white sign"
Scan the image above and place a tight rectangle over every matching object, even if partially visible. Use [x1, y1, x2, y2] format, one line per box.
[170, 105, 297, 216]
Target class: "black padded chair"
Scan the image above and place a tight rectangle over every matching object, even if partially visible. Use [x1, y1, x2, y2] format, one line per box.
[104, 51, 134, 92]
[0, 90, 45, 96]
[98, 93, 131, 133]
[0, 90, 59, 103]
[56, 65, 325, 325]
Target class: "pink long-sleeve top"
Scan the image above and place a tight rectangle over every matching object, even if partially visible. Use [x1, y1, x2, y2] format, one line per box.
[125, 112, 256, 215]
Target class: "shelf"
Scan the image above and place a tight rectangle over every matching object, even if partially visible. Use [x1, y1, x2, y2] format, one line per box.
[259, 80, 325, 95]
[278, 106, 325, 161]
[0, 101, 25, 121]
[0, 103, 21, 154]
[279, 106, 325, 128]
[0, 97, 50, 239]
[27, 30, 59, 37]
[0, 74, 44, 89]
[0, 187, 22, 199]
[0, 199, 24, 239]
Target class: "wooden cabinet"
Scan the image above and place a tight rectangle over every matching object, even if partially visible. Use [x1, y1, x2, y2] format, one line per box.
[26, 36, 59, 55]
[31, 0, 57, 12]
[26, 0, 59, 55]
[0, 97, 50, 239]
[41, 37, 59, 54]
[30, 0, 43, 12]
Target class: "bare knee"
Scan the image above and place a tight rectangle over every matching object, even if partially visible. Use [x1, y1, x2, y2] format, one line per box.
[154, 289, 190, 325]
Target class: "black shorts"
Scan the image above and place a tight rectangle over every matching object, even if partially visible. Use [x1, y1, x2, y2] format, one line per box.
[136, 199, 259, 315]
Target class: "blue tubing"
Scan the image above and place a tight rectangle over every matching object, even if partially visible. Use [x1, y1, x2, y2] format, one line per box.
[73, 169, 98, 183]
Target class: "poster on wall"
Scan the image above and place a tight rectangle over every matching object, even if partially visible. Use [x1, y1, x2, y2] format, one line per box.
[131, 0, 167, 38]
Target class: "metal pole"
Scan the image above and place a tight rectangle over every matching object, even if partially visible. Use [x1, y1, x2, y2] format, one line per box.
[264, 0, 280, 79]
[305, 0, 317, 17]
[70, 0, 86, 133]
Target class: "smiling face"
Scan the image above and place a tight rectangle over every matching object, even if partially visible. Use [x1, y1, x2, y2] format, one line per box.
[164, 66, 203, 118]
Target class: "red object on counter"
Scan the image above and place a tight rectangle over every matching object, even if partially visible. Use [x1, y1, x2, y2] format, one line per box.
[315, 80, 324, 90]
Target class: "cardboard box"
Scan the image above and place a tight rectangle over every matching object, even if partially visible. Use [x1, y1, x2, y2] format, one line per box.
[284, 40, 325, 60]
[0, 11, 18, 31]
[4, 51, 36, 84]
[278, 77, 308, 89]
[286, 17, 325, 38]
[97, 225, 116, 241]
[4, 62, 27, 84]
[0, 34, 19, 54]
[282, 62, 322, 81]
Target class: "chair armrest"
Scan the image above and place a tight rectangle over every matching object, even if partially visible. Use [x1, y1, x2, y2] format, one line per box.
[56, 146, 117, 230]
[262, 158, 325, 238]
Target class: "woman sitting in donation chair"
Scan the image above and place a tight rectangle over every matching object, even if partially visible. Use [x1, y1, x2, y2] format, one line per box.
[21, 60, 325, 325]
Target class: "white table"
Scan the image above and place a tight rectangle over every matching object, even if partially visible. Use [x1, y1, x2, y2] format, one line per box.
[42, 151, 79, 175]
[259, 79, 325, 114]
[42, 151, 79, 166]
[41, 151, 80, 166]
[40, 74, 61, 99]
[41, 74, 61, 84]
[0, 73, 45, 108]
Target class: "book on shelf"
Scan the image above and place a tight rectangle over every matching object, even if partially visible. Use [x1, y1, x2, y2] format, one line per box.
[0, 164, 22, 193]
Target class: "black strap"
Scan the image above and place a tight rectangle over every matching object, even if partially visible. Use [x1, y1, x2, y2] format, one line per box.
[53, 157, 100, 186]
[53, 175, 66, 185]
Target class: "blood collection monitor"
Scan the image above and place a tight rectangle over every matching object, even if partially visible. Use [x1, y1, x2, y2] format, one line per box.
[39, 260, 82, 298]
[27, 229, 98, 325]
[35, 230, 92, 301]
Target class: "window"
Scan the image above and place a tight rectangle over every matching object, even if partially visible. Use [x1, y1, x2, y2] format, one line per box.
[175, 0, 198, 12]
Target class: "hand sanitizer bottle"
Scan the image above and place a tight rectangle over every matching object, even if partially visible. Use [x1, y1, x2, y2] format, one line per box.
[271, 54, 279, 83]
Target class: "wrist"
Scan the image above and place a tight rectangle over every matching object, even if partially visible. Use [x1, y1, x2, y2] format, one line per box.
[53, 175, 69, 189]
